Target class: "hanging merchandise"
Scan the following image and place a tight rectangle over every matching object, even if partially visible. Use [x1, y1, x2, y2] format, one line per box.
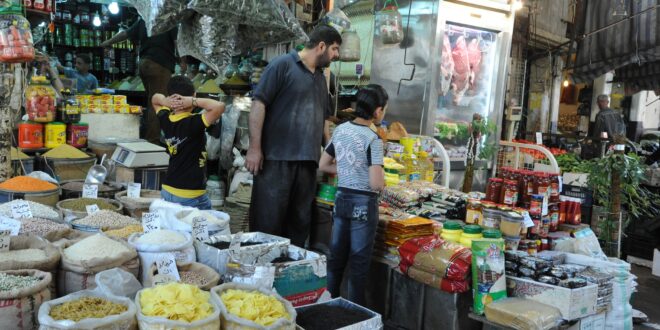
[339, 29, 360, 62]
[321, 7, 351, 34]
[376, 0, 404, 45]
[127, 0, 193, 37]
[177, 14, 238, 77]
[0, 13, 35, 63]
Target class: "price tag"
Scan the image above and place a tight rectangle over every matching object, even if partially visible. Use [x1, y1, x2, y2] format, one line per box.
[142, 212, 161, 233]
[154, 253, 180, 284]
[82, 184, 99, 199]
[535, 132, 543, 145]
[542, 195, 549, 216]
[558, 176, 563, 194]
[127, 183, 141, 198]
[11, 200, 32, 219]
[0, 231, 10, 252]
[192, 216, 209, 242]
[86, 204, 100, 215]
[522, 211, 535, 228]
[0, 216, 21, 236]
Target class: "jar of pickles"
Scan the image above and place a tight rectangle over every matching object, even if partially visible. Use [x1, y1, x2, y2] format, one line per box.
[465, 199, 483, 224]
[501, 179, 519, 206]
[485, 178, 504, 202]
[536, 173, 551, 198]
[57, 89, 80, 123]
[25, 75, 56, 122]
[549, 173, 560, 203]
[482, 203, 501, 229]
[0, 14, 35, 63]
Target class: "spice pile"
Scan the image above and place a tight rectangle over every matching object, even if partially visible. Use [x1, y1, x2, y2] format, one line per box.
[72, 211, 139, 229]
[0, 176, 57, 192]
[179, 271, 208, 287]
[136, 230, 186, 245]
[0, 199, 59, 220]
[140, 283, 214, 322]
[19, 217, 70, 237]
[10, 147, 30, 160]
[0, 249, 47, 263]
[0, 272, 41, 292]
[220, 289, 290, 326]
[49, 297, 128, 321]
[296, 304, 372, 330]
[104, 225, 143, 239]
[59, 198, 117, 212]
[42, 144, 90, 159]
[63, 234, 132, 262]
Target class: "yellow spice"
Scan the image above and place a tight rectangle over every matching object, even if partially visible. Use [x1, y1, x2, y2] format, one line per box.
[42, 144, 89, 159]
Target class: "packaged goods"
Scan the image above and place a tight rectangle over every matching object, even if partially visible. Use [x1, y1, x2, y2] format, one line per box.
[0, 175, 56, 191]
[484, 298, 561, 330]
[0, 270, 51, 330]
[398, 236, 471, 281]
[381, 185, 420, 208]
[42, 144, 90, 159]
[0, 14, 35, 63]
[472, 239, 506, 315]
[0, 199, 59, 220]
[138, 283, 215, 322]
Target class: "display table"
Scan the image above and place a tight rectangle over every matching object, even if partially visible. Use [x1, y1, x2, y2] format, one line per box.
[365, 257, 479, 330]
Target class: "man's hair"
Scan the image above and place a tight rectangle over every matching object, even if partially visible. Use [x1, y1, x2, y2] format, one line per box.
[76, 54, 91, 65]
[355, 84, 389, 120]
[305, 25, 342, 49]
[167, 75, 195, 97]
[597, 94, 609, 102]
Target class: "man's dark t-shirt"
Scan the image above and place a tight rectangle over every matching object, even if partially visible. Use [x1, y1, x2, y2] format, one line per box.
[126, 19, 178, 72]
[252, 51, 330, 163]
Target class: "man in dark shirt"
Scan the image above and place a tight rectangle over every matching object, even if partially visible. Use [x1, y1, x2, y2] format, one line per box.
[593, 94, 626, 140]
[101, 18, 179, 144]
[246, 26, 342, 247]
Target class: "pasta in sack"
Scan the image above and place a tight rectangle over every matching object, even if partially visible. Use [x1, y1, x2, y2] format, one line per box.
[212, 283, 297, 330]
[0, 270, 52, 330]
[37, 289, 137, 330]
[398, 235, 471, 281]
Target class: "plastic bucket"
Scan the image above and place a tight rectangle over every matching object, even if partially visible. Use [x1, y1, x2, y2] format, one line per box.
[44, 122, 66, 149]
[66, 122, 89, 148]
[0, 186, 61, 207]
[18, 121, 44, 149]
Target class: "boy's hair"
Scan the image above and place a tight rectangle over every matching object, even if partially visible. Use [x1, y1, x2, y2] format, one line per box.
[305, 25, 343, 49]
[355, 84, 389, 120]
[167, 75, 195, 97]
[76, 54, 91, 65]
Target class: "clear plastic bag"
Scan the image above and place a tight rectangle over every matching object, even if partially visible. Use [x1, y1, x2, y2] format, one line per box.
[177, 14, 237, 74]
[485, 298, 562, 330]
[95, 268, 143, 300]
[321, 7, 351, 33]
[0, 13, 35, 63]
[127, 0, 192, 36]
[376, 2, 404, 45]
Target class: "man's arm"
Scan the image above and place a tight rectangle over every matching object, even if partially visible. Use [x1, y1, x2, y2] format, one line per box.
[246, 100, 266, 175]
[319, 151, 337, 175]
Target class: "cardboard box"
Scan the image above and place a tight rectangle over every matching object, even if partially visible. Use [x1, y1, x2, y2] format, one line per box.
[507, 276, 598, 320]
[295, 298, 382, 330]
[273, 246, 329, 307]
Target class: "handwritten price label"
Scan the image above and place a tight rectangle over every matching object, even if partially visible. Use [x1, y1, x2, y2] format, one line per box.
[142, 212, 161, 233]
[154, 253, 180, 285]
[192, 216, 209, 242]
[0, 216, 21, 235]
[11, 200, 32, 219]
[127, 183, 141, 198]
[86, 204, 100, 215]
[82, 184, 99, 199]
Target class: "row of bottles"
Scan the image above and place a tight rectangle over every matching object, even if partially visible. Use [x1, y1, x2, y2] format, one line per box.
[399, 137, 434, 183]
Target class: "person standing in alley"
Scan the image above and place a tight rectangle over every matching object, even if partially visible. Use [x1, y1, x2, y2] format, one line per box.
[593, 94, 626, 140]
[246, 25, 342, 247]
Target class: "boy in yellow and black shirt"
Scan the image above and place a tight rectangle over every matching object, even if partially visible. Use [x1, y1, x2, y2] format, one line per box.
[152, 76, 225, 209]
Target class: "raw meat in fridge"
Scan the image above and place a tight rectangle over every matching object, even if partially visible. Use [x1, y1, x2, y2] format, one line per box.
[439, 35, 454, 96]
[450, 35, 470, 105]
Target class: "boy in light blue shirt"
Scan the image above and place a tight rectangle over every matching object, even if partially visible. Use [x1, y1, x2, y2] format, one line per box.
[56, 54, 98, 93]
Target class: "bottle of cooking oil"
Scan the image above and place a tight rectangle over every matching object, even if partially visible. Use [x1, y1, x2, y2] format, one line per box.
[417, 151, 435, 182]
[401, 152, 421, 182]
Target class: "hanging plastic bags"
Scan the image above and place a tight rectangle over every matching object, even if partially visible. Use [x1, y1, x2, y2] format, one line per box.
[376, 0, 404, 45]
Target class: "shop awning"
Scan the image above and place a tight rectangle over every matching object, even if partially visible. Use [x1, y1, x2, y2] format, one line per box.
[572, 0, 659, 85]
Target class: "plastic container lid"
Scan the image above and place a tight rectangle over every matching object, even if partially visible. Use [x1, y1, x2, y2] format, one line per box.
[483, 229, 502, 238]
[48, 122, 66, 126]
[463, 225, 482, 234]
[443, 221, 463, 230]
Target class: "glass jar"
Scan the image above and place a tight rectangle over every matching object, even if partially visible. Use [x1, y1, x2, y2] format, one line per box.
[536, 173, 551, 199]
[529, 214, 542, 237]
[549, 173, 560, 203]
[485, 178, 504, 203]
[529, 194, 544, 216]
[465, 199, 483, 224]
[501, 179, 519, 206]
[57, 89, 80, 123]
[520, 170, 534, 205]
[25, 76, 56, 122]
[339, 29, 360, 62]
[549, 203, 559, 232]
[376, 5, 404, 44]
[0, 14, 35, 63]
[482, 204, 501, 229]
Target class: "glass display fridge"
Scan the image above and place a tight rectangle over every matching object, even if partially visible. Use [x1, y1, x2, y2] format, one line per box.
[370, 0, 515, 162]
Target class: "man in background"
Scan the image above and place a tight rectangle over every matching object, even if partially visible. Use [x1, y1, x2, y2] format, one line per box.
[101, 18, 178, 144]
[593, 94, 626, 140]
[55, 54, 98, 94]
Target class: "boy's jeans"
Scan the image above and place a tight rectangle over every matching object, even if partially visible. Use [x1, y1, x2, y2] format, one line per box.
[161, 190, 212, 210]
[327, 190, 378, 306]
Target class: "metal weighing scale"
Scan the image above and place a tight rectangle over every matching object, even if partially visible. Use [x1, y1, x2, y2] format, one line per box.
[111, 142, 170, 168]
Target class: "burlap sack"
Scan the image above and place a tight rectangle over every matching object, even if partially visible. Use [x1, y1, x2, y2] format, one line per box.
[32, 225, 74, 243]
[57, 236, 139, 296]
[143, 262, 219, 290]
[0, 236, 61, 297]
[0, 269, 52, 330]
[50, 230, 93, 249]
